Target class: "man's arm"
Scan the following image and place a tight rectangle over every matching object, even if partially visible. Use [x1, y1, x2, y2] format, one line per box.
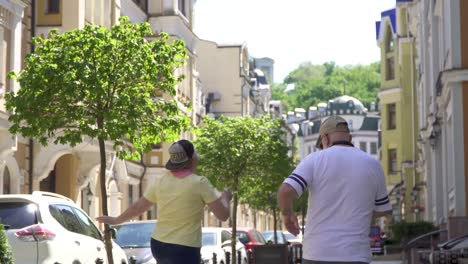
[373, 210, 392, 219]
[278, 183, 300, 236]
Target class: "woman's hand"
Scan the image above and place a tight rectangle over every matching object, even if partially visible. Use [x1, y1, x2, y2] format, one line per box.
[96, 216, 120, 226]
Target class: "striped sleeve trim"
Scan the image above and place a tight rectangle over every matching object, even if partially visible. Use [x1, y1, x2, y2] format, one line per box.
[375, 195, 389, 206]
[287, 173, 307, 192]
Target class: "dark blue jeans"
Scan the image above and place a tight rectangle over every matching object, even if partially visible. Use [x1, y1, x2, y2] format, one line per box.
[150, 238, 201, 264]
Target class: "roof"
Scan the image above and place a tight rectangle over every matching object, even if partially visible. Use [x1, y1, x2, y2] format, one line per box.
[376, 8, 396, 41]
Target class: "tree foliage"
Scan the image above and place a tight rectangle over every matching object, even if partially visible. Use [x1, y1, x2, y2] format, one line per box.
[273, 61, 381, 112]
[194, 115, 293, 263]
[390, 221, 437, 243]
[6, 17, 190, 263]
[0, 224, 14, 264]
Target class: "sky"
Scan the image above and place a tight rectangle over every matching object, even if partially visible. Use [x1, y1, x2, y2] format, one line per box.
[193, 0, 397, 83]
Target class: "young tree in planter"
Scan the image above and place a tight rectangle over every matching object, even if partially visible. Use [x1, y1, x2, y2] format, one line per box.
[240, 119, 294, 244]
[6, 17, 189, 263]
[0, 224, 14, 263]
[194, 115, 288, 264]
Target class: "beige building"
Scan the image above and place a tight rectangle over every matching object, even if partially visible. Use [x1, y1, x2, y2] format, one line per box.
[0, 0, 276, 231]
[197, 39, 253, 117]
[0, 0, 30, 195]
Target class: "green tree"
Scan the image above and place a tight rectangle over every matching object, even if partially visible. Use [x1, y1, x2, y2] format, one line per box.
[240, 119, 293, 243]
[240, 119, 294, 243]
[0, 224, 14, 264]
[275, 62, 381, 111]
[195, 115, 288, 264]
[6, 17, 189, 263]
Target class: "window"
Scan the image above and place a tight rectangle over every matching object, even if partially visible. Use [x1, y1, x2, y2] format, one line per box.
[385, 28, 395, 81]
[370, 142, 377, 155]
[2, 168, 10, 194]
[387, 104, 396, 130]
[388, 149, 397, 173]
[46, 0, 60, 14]
[178, 0, 186, 16]
[221, 230, 231, 243]
[0, 202, 37, 228]
[386, 57, 395, 80]
[385, 29, 394, 52]
[49, 205, 84, 234]
[73, 208, 102, 240]
[360, 142, 367, 152]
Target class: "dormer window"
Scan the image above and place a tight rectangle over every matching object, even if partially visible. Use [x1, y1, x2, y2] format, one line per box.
[384, 26, 395, 81]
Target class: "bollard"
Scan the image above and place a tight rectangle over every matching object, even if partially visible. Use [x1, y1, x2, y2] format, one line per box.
[237, 250, 242, 264]
[212, 252, 217, 264]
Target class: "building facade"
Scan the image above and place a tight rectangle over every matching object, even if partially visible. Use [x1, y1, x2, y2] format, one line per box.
[407, 0, 468, 238]
[376, 2, 421, 224]
[0, 0, 277, 231]
[292, 95, 380, 161]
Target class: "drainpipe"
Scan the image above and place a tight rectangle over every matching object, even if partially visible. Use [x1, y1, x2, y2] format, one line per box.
[28, 0, 36, 194]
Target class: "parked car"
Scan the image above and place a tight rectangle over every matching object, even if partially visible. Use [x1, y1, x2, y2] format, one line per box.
[430, 234, 468, 264]
[0, 191, 128, 264]
[113, 220, 157, 264]
[369, 225, 384, 255]
[201, 227, 247, 264]
[236, 227, 267, 263]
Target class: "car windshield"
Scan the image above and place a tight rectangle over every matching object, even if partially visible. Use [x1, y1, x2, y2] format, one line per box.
[262, 231, 285, 244]
[114, 222, 155, 248]
[202, 232, 217, 246]
[236, 231, 250, 244]
[284, 232, 297, 240]
[0, 202, 37, 229]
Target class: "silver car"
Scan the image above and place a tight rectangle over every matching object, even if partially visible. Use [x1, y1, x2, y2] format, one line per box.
[112, 220, 157, 264]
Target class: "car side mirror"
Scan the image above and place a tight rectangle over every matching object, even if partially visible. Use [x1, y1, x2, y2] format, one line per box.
[109, 228, 117, 239]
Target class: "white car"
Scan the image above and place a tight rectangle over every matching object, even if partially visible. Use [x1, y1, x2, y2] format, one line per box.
[201, 227, 248, 264]
[0, 191, 128, 264]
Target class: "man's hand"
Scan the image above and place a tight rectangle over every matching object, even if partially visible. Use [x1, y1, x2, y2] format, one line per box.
[282, 211, 300, 236]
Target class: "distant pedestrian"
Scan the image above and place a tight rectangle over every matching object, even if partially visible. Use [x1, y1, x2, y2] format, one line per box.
[277, 115, 392, 264]
[97, 139, 231, 264]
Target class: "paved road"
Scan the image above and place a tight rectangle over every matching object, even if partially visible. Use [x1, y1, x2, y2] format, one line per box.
[371, 261, 402, 264]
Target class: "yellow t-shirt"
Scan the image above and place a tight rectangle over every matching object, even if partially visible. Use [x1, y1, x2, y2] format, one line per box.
[143, 172, 221, 247]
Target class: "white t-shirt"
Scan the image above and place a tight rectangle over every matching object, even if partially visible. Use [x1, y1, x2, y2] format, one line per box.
[283, 146, 392, 263]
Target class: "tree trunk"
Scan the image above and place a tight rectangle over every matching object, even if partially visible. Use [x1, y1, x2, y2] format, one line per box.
[231, 175, 239, 264]
[273, 207, 278, 244]
[98, 136, 114, 264]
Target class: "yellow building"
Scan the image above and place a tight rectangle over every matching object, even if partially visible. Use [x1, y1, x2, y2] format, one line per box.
[376, 4, 420, 223]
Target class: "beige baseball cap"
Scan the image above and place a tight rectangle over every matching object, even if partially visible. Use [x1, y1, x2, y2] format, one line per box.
[165, 140, 197, 170]
[315, 115, 350, 149]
